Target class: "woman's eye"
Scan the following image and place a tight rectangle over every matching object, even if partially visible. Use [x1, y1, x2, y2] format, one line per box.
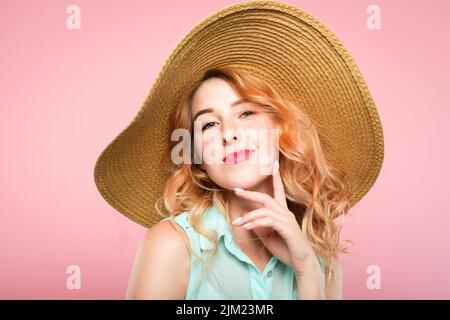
[240, 110, 255, 118]
[202, 121, 216, 131]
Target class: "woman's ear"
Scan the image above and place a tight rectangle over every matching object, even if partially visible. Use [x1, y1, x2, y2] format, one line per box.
[275, 125, 282, 137]
[274, 126, 281, 149]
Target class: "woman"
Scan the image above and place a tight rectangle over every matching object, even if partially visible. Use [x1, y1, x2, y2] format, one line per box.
[94, 1, 384, 300]
[126, 67, 349, 299]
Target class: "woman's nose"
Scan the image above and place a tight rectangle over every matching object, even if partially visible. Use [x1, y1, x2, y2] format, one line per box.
[222, 126, 240, 146]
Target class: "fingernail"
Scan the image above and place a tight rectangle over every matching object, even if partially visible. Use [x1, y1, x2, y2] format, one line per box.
[232, 217, 243, 225]
[273, 159, 279, 174]
[242, 222, 253, 229]
[234, 187, 245, 193]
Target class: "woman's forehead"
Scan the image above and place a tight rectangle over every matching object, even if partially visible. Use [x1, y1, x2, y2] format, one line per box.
[191, 79, 241, 111]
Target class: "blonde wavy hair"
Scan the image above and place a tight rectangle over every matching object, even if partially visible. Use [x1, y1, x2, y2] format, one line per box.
[155, 66, 353, 295]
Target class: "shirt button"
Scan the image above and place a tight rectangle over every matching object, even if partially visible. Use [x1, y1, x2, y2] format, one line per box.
[267, 270, 273, 278]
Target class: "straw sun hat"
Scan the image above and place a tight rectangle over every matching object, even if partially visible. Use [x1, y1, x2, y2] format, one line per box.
[93, 0, 384, 228]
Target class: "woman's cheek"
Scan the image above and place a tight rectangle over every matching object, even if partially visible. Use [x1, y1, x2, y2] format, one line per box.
[202, 134, 222, 165]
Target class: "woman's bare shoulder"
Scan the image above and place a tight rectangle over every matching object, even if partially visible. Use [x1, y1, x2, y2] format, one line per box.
[324, 255, 343, 300]
[144, 218, 190, 244]
[125, 219, 191, 299]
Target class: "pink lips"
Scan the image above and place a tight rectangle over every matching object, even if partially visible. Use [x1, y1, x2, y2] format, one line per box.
[223, 149, 255, 164]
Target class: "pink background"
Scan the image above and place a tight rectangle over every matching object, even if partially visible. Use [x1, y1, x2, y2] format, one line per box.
[1, 0, 449, 299]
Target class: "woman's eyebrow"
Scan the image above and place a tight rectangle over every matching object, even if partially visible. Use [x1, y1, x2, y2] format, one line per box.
[192, 99, 246, 121]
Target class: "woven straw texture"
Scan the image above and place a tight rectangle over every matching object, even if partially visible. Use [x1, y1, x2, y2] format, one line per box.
[93, 0, 384, 228]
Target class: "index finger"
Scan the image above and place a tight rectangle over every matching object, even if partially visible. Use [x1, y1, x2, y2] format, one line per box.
[272, 159, 288, 208]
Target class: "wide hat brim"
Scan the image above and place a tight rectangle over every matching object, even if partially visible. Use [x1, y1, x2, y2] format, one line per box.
[94, 0, 384, 228]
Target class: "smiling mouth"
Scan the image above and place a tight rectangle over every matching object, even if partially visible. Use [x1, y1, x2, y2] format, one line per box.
[223, 149, 255, 165]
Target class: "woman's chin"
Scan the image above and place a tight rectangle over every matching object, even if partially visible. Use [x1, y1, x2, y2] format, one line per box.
[209, 166, 270, 190]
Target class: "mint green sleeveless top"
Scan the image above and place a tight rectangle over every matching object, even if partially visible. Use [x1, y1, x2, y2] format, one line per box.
[161, 203, 325, 299]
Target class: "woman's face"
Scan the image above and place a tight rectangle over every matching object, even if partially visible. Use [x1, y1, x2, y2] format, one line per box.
[191, 77, 279, 190]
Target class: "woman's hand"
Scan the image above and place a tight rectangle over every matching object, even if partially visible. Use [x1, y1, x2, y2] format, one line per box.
[232, 160, 319, 276]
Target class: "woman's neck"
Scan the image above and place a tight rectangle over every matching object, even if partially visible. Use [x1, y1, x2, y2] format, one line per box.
[225, 175, 274, 245]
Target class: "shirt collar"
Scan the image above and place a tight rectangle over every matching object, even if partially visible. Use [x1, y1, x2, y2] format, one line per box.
[197, 202, 280, 275]
[198, 202, 232, 251]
